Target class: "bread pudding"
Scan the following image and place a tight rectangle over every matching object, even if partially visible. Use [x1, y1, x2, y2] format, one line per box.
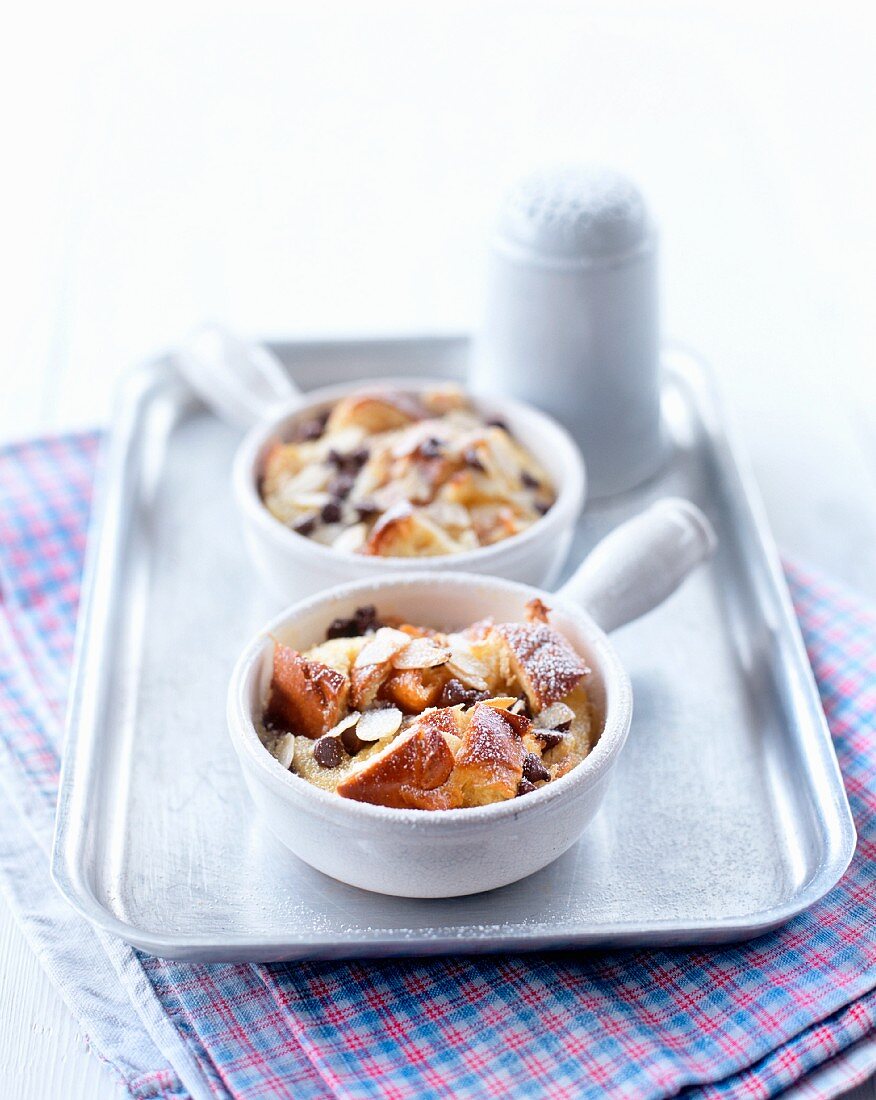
[259, 385, 555, 556]
[261, 600, 594, 810]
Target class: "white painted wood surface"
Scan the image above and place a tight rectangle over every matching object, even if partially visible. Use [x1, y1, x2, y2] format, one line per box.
[1, 2, 874, 1097]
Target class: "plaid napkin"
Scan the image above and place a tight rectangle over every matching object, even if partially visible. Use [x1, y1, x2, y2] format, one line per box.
[1, 432, 875, 1100]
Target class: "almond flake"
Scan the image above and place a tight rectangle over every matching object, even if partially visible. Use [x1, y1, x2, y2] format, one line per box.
[425, 501, 471, 530]
[356, 706, 403, 741]
[392, 637, 452, 670]
[282, 464, 331, 496]
[445, 643, 490, 691]
[317, 426, 366, 457]
[534, 702, 576, 729]
[391, 423, 434, 459]
[272, 733, 295, 770]
[354, 627, 411, 668]
[292, 491, 332, 509]
[325, 711, 362, 737]
[483, 696, 517, 710]
[332, 523, 367, 554]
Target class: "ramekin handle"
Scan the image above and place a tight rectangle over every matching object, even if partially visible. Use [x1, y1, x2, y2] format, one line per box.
[558, 498, 717, 633]
[174, 324, 302, 428]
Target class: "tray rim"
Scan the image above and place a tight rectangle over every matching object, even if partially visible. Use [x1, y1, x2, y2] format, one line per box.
[51, 335, 857, 961]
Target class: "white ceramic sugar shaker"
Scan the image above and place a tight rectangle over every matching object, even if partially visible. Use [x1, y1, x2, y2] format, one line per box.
[472, 166, 665, 498]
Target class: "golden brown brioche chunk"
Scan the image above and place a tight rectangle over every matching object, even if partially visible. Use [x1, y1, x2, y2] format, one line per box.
[336, 709, 458, 809]
[492, 622, 589, 713]
[449, 702, 528, 806]
[362, 504, 461, 558]
[265, 644, 350, 739]
[396, 622, 431, 639]
[380, 667, 449, 713]
[326, 391, 424, 435]
[524, 597, 551, 624]
[349, 627, 411, 710]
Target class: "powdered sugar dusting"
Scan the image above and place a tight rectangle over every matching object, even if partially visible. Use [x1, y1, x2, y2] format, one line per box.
[495, 623, 589, 708]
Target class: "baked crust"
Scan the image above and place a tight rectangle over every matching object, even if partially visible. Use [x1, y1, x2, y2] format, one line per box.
[362, 504, 463, 558]
[349, 627, 411, 709]
[326, 390, 424, 434]
[492, 622, 589, 712]
[448, 702, 528, 806]
[336, 709, 459, 809]
[265, 644, 350, 739]
[379, 668, 449, 713]
[525, 597, 551, 624]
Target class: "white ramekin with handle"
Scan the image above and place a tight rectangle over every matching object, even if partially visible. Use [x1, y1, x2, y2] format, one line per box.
[227, 497, 716, 898]
[176, 326, 586, 602]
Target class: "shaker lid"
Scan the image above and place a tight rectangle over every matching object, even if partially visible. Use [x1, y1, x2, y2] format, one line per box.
[496, 166, 652, 264]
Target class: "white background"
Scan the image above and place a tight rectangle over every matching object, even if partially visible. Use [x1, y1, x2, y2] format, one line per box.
[1, 2, 875, 1096]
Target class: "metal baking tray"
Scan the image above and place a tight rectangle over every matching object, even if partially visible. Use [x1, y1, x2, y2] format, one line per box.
[52, 336, 855, 962]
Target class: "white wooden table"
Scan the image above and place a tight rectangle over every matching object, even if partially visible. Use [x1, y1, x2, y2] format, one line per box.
[1, 3, 874, 1096]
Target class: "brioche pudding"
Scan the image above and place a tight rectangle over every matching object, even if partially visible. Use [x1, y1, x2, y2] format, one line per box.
[259, 385, 556, 556]
[262, 600, 594, 810]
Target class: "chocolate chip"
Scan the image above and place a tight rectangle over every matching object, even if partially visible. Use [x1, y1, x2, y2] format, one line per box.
[290, 412, 329, 443]
[328, 447, 369, 472]
[515, 695, 532, 719]
[326, 616, 357, 639]
[340, 725, 366, 755]
[291, 514, 317, 536]
[321, 500, 342, 524]
[438, 679, 468, 707]
[535, 729, 567, 751]
[419, 437, 444, 458]
[486, 417, 508, 431]
[438, 678, 490, 708]
[353, 605, 381, 633]
[355, 500, 380, 520]
[520, 470, 540, 489]
[463, 447, 485, 472]
[516, 778, 537, 797]
[327, 473, 355, 500]
[326, 604, 383, 640]
[522, 752, 550, 783]
[313, 736, 343, 768]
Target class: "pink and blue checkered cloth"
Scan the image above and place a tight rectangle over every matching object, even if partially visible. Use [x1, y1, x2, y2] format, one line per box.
[1, 432, 875, 1100]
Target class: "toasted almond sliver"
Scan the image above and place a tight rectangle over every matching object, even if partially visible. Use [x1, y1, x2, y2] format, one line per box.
[354, 627, 411, 668]
[445, 644, 490, 691]
[324, 711, 362, 738]
[390, 424, 431, 459]
[356, 707, 403, 741]
[272, 733, 295, 770]
[425, 501, 471, 530]
[534, 701, 576, 729]
[292, 491, 332, 509]
[332, 523, 367, 554]
[483, 696, 517, 710]
[282, 464, 331, 496]
[392, 637, 452, 670]
[317, 426, 366, 457]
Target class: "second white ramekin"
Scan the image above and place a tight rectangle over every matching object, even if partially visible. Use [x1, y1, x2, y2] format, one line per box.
[177, 328, 586, 603]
